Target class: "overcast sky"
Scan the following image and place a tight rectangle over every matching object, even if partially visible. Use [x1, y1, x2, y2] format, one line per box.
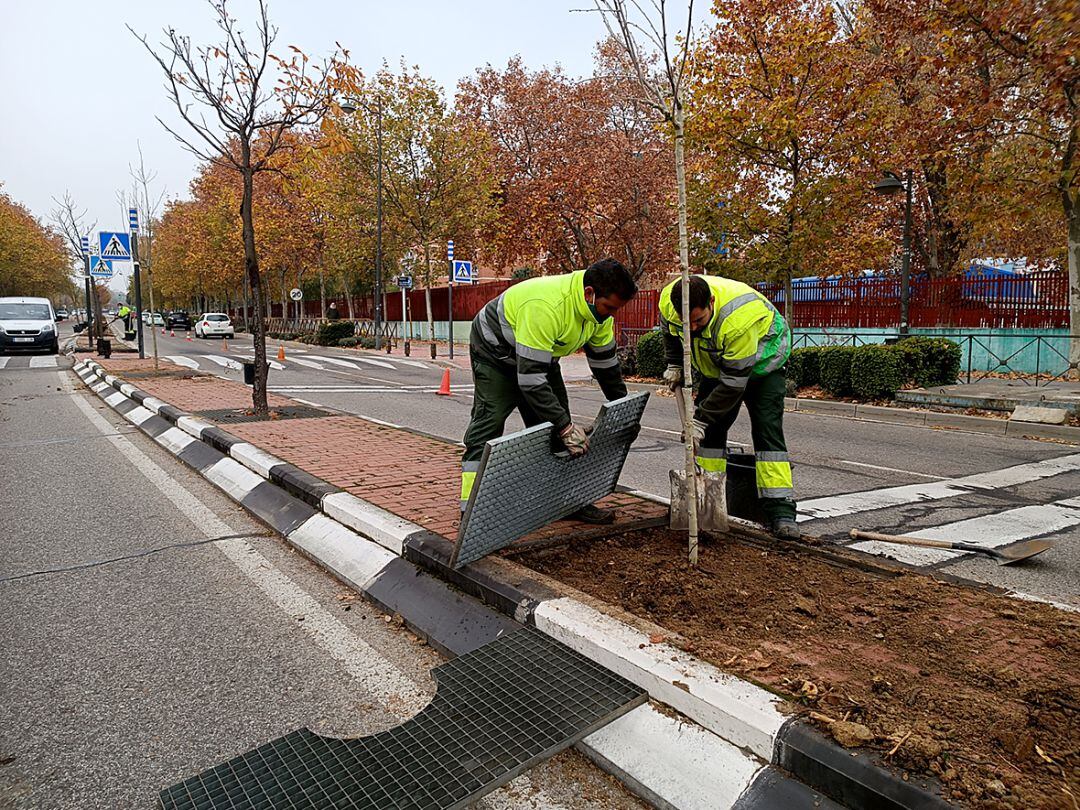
[0, 0, 626, 291]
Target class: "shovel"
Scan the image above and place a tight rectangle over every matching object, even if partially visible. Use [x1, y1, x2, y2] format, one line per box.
[669, 386, 728, 532]
[848, 530, 1054, 566]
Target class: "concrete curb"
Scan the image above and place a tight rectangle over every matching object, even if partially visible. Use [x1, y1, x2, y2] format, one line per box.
[71, 359, 831, 810]
[74, 358, 950, 809]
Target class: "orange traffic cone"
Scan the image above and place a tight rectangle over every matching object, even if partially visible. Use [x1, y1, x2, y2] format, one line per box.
[221, 337, 228, 352]
[277, 345, 286, 361]
[436, 368, 452, 396]
[170, 328, 175, 337]
[185, 332, 193, 342]
[161, 327, 166, 335]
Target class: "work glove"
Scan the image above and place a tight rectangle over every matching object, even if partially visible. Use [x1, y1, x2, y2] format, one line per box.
[558, 422, 589, 457]
[681, 418, 707, 445]
[662, 364, 683, 391]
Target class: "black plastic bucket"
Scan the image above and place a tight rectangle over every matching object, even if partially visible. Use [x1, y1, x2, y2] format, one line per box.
[726, 452, 768, 524]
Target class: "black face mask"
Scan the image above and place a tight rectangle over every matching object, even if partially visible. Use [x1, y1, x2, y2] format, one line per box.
[585, 291, 610, 322]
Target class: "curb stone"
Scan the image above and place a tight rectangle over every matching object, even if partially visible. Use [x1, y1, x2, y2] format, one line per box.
[74, 358, 952, 809]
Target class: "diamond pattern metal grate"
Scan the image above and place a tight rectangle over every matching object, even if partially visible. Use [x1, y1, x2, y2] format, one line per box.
[159, 627, 646, 810]
[452, 392, 649, 569]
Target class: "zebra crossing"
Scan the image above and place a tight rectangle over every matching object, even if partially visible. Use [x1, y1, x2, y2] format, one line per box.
[162, 352, 429, 376]
[797, 453, 1080, 572]
[0, 355, 61, 370]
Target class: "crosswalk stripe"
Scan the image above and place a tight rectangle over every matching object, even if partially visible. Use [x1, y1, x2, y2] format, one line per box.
[267, 360, 284, 370]
[269, 386, 474, 394]
[288, 357, 325, 370]
[166, 355, 200, 370]
[201, 355, 242, 371]
[850, 496, 1080, 566]
[28, 356, 58, 368]
[0, 357, 8, 369]
[318, 357, 362, 370]
[798, 453, 1080, 523]
[395, 359, 429, 369]
[351, 356, 396, 370]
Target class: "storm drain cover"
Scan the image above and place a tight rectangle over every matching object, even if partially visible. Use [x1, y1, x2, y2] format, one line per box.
[160, 627, 645, 809]
[196, 405, 330, 423]
[452, 392, 649, 568]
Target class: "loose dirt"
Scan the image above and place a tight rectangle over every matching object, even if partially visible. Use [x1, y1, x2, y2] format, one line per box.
[522, 529, 1080, 809]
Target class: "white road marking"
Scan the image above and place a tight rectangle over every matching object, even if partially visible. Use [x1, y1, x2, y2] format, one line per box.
[269, 386, 475, 394]
[166, 355, 200, 370]
[395, 359, 430, 369]
[798, 453, 1080, 522]
[850, 496, 1080, 566]
[61, 370, 425, 713]
[835, 459, 948, 480]
[351, 356, 397, 370]
[287, 357, 325, 370]
[0, 357, 8, 369]
[28, 356, 58, 368]
[267, 359, 285, 370]
[318, 357, 363, 370]
[200, 355, 242, 371]
[292, 398, 324, 408]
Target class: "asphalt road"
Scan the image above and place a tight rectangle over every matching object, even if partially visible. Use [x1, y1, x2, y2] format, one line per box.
[122, 328, 1080, 608]
[0, 334, 645, 809]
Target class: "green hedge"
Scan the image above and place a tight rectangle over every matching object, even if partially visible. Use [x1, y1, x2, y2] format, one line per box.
[787, 347, 821, 388]
[819, 346, 857, 396]
[315, 320, 355, 346]
[851, 345, 906, 399]
[899, 336, 962, 387]
[339, 335, 377, 349]
[635, 330, 667, 378]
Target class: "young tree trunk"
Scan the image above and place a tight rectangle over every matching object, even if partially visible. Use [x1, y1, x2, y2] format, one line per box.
[1069, 208, 1079, 378]
[319, 262, 327, 319]
[341, 276, 355, 320]
[241, 160, 269, 415]
[674, 107, 699, 565]
[423, 248, 435, 344]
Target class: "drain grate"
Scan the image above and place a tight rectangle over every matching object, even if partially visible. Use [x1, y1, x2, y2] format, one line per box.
[452, 392, 648, 568]
[160, 627, 646, 809]
[195, 405, 330, 423]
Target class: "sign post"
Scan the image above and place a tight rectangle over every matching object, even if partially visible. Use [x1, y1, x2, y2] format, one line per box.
[447, 240, 455, 360]
[80, 236, 93, 350]
[397, 275, 412, 355]
[289, 287, 303, 322]
[129, 208, 145, 358]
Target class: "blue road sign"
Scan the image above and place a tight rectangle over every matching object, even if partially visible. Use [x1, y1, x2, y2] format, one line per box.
[89, 256, 114, 278]
[128, 208, 139, 233]
[397, 275, 413, 289]
[447, 239, 454, 261]
[99, 231, 132, 261]
[80, 236, 90, 257]
[452, 260, 474, 284]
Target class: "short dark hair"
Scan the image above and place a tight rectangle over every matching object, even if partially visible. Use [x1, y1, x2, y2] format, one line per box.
[669, 275, 711, 314]
[584, 258, 637, 301]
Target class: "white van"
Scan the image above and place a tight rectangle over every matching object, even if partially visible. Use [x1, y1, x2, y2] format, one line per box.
[0, 297, 59, 355]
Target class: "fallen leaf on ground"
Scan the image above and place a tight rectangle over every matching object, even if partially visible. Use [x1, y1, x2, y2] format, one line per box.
[648, 633, 665, 644]
[831, 720, 874, 748]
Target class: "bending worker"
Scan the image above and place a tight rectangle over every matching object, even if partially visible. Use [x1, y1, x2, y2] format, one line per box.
[461, 258, 638, 524]
[659, 274, 798, 539]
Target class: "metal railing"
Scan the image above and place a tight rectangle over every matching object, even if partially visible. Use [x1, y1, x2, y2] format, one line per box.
[263, 317, 399, 341]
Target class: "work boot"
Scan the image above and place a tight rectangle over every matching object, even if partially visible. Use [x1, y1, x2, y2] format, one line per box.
[571, 503, 616, 525]
[771, 517, 801, 540]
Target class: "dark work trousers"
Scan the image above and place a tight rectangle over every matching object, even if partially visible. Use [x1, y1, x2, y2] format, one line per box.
[697, 367, 796, 520]
[460, 352, 569, 510]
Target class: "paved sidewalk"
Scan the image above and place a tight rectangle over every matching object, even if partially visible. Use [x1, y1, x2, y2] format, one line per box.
[897, 378, 1080, 414]
[91, 356, 663, 545]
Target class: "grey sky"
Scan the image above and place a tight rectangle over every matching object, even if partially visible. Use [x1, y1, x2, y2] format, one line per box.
[0, 0, 619, 291]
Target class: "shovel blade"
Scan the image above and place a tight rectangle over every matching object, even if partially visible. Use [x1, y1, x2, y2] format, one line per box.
[669, 469, 729, 533]
[994, 538, 1055, 565]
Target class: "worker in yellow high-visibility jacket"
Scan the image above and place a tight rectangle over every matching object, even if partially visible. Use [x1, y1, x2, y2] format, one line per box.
[461, 259, 638, 524]
[659, 274, 798, 538]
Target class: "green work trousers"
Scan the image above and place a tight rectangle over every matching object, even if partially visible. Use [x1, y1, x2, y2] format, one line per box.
[460, 354, 569, 510]
[696, 367, 796, 520]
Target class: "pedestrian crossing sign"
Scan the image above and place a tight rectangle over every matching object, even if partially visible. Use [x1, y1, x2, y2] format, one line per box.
[98, 231, 132, 261]
[89, 256, 114, 278]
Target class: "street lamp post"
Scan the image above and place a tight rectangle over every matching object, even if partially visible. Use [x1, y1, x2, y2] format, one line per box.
[340, 97, 384, 350]
[873, 169, 914, 335]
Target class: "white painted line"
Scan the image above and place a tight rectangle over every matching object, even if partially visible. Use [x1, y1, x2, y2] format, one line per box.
[204, 457, 266, 500]
[287, 357, 325, 370]
[318, 356, 363, 370]
[835, 459, 948, 480]
[165, 355, 200, 370]
[230, 442, 286, 479]
[532, 597, 786, 760]
[395, 359, 429, 369]
[321, 492, 421, 555]
[155, 426, 197, 455]
[352, 356, 397, 370]
[176, 416, 212, 438]
[798, 453, 1080, 522]
[292, 398, 324, 408]
[851, 496, 1080, 566]
[267, 359, 285, 370]
[581, 703, 763, 810]
[64, 372, 424, 716]
[200, 355, 242, 371]
[28, 355, 58, 368]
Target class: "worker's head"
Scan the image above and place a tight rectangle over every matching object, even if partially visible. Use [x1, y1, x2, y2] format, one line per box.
[583, 258, 637, 321]
[669, 276, 713, 335]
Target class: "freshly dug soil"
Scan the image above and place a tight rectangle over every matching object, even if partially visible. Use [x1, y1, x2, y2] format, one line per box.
[524, 529, 1080, 809]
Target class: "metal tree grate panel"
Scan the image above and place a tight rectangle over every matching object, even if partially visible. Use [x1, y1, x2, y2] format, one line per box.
[452, 392, 649, 568]
[160, 627, 646, 810]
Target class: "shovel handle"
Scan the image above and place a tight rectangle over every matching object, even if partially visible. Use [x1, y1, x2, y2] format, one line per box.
[849, 529, 957, 550]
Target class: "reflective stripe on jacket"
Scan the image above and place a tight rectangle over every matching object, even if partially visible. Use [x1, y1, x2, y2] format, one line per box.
[471, 270, 625, 430]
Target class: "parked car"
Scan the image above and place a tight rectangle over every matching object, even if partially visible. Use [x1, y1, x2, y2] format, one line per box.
[167, 310, 192, 329]
[195, 313, 234, 339]
[142, 311, 165, 327]
[55, 308, 69, 321]
[0, 297, 59, 354]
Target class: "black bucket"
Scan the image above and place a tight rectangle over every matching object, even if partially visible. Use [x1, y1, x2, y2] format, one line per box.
[726, 452, 768, 524]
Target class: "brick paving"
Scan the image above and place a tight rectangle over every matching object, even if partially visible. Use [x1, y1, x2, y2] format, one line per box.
[89, 356, 665, 544]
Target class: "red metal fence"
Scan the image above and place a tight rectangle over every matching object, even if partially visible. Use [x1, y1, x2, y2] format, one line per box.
[266, 271, 1069, 335]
